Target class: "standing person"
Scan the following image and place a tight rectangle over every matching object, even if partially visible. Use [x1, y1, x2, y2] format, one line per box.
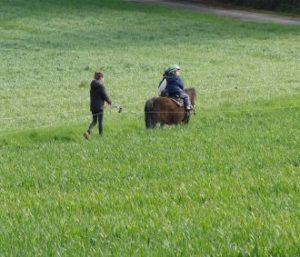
[83, 71, 112, 139]
[165, 64, 192, 111]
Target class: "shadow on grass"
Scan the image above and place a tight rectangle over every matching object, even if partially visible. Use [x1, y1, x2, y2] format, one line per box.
[0, 127, 78, 147]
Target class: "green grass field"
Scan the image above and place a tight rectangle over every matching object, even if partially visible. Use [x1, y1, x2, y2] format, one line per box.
[0, 0, 300, 256]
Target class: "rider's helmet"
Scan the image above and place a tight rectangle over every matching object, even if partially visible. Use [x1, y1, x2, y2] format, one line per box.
[167, 64, 181, 74]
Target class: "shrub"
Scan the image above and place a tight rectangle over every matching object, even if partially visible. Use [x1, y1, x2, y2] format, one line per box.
[191, 0, 300, 11]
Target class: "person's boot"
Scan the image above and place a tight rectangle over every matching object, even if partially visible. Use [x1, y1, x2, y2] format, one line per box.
[83, 131, 91, 140]
[186, 106, 192, 111]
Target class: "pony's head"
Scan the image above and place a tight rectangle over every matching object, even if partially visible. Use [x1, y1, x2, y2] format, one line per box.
[184, 87, 197, 107]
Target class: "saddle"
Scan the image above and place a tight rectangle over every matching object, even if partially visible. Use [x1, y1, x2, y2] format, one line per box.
[168, 96, 184, 107]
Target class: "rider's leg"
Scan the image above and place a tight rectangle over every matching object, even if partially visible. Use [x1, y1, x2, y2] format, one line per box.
[179, 92, 191, 110]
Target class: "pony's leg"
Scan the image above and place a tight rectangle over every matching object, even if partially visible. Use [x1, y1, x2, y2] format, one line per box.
[182, 112, 190, 124]
[183, 117, 190, 124]
[152, 118, 158, 129]
[150, 120, 156, 129]
[145, 113, 154, 129]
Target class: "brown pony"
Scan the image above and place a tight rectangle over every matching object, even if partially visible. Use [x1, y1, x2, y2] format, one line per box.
[144, 88, 197, 129]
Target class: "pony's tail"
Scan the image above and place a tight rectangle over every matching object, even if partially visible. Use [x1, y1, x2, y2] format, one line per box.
[144, 98, 154, 129]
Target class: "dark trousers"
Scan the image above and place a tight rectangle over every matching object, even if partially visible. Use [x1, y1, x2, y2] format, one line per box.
[87, 112, 104, 135]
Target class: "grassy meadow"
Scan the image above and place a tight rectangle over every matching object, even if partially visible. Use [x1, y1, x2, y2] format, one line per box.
[0, 0, 300, 256]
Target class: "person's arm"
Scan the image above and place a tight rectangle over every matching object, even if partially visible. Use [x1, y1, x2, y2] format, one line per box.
[99, 84, 112, 105]
[178, 77, 184, 90]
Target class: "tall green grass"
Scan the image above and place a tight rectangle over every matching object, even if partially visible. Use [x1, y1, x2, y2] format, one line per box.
[1, 107, 300, 256]
[0, 0, 299, 256]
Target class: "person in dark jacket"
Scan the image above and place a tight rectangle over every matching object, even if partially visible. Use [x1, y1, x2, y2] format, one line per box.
[83, 71, 112, 139]
[165, 64, 192, 111]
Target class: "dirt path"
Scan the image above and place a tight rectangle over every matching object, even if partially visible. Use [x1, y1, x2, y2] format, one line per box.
[128, 0, 300, 25]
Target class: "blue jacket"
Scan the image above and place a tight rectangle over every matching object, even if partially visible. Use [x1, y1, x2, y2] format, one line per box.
[165, 75, 184, 96]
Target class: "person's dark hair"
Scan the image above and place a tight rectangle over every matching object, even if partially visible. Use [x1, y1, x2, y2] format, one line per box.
[163, 69, 169, 77]
[94, 71, 104, 79]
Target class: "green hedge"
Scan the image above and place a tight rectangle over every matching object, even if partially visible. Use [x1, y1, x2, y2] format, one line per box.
[221, 0, 299, 10]
[191, 0, 299, 11]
